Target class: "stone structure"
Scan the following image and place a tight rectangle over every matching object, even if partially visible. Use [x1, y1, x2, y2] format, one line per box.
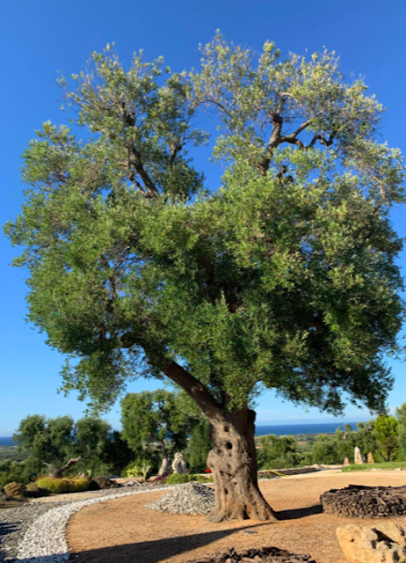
[186, 546, 317, 562]
[172, 452, 187, 474]
[367, 451, 375, 464]
[344, 457, 350, 466]
[354, 446, 364, 465]
[321, 485, 406, 518]
[336, 523, 406, 563]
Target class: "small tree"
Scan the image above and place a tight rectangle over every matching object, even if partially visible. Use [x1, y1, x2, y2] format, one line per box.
[311, 435, 341, 465]
[5, 34, 405, 521]
[121, 390, 192, 475]
[257, 435, 300, 469]
[373, 414, 399, 462]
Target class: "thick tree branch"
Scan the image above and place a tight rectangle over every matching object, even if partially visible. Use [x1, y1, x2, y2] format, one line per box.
[163, 360, 223, 419]
[46, 457, 82, 478]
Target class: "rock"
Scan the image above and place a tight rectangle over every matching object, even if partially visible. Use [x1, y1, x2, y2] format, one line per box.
[336, 523, 406, 563]
[4, 482, 26, 497]
[354, 447, 364, 465]
[88, 476, 119, 491]
[367, 452, 375, 464]
[344, 457, 351, 466]
[145, 482, 215, 515]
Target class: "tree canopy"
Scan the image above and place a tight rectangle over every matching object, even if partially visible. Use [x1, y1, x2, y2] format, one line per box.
[5, 33, 405, 520]
[13, 415, 112, 477]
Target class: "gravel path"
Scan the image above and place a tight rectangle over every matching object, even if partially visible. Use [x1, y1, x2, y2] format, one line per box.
[0, 484, 179, 563]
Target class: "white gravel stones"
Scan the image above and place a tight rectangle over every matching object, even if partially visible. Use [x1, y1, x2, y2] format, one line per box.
[145, 482, 215, 515]
[13, 486, 176, 563]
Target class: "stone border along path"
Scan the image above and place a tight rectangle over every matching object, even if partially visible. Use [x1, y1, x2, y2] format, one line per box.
[14, 486, 178, 563]
[12, 478, 277, 563]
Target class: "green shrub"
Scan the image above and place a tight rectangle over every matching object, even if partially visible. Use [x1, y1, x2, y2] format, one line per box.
[4, 481, 26, 497]
[165, 473, 190, 484]
[192, 475, 213, 483]
[122, 460, 151, 480]
[35, 477, 89, 494]
[70, 477, 90, 492]
[25, 482, 49, 498]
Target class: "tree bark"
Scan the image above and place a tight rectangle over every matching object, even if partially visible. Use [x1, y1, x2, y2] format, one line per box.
[206, 408, 277, 522]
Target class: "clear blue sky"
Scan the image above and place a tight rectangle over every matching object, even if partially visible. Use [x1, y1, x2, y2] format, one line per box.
[1, 0, 406, 435]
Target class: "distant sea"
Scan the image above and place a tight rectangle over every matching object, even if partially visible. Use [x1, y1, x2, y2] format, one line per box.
[255, 422, 361, 436]
[0, 437, 15, 446]
[0, 422, 361, 445]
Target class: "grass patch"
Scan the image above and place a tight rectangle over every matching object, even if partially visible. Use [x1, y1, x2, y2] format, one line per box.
[342, 461, 406, 472]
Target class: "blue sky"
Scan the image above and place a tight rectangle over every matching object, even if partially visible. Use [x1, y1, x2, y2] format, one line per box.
[1, 0, 406, 435]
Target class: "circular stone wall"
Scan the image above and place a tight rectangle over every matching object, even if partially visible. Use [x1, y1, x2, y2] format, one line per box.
[321, 484, 406, 518]
[186, 546, 316, 563]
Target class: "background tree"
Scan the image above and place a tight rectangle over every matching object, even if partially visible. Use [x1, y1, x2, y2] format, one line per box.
[183, 420, 213, 473]
[14, 415, 76, 476]
[257, 435, 300, 469]
[311, 435, 341, 465]
[396, 403, 406, 459]
[373, 414, 399, 461]
[335, 421, 377, 463]
[14, 415, 113, 477]
[5, 34, 405, 521]
[121, 390, 192, 475]
[103, 430, 135, 476]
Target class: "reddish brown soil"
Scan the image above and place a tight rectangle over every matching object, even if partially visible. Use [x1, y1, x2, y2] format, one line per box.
[67, 471, 406, 563]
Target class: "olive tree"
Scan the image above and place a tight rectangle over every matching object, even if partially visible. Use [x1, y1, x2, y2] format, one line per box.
[5, 33, 405, 521]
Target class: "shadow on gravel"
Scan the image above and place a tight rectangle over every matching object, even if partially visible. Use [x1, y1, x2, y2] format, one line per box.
[13, 524, 271, 563]
[0, 522, 20, 538]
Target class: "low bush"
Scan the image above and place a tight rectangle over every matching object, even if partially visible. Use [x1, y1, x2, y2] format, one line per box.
[35, 477, 89, 494]
[192, 475, 214, 483]
[165, 473, 190, 484]
[342, 461, 406, 472]
[25, 482, 49, 498]
[4, 481, 26, 497]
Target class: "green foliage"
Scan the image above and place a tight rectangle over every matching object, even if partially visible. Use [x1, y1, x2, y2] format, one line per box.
[0, 460, 28, 488]
[311, 435, 341, 465]
[165, 473, 190, 484]
[257, 435, 300, 469]
[35, 477, 89, 494]
[13, 414, 117, 476]
[183, 420, 212, 473]
[0, 446, 28, 463]
[4, 36, 405, 438]
[103, 430, 135, 475]
[334, 422, 377, 462]
[396, 403, 406, 459]
[192, 474, 213, 483]
[342, 461, 406, 472]
[121, 390, 193, 470]
[123, 460, 151, 480]
[25, 482, 49, 498]
[373, 414, 399, 461]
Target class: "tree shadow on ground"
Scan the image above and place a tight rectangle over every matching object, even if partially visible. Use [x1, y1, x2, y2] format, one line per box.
[276, 504, 323, 520]
[16, 524, 272, 563]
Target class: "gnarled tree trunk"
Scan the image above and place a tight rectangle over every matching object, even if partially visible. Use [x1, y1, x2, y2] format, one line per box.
[206, 408, 277, 522]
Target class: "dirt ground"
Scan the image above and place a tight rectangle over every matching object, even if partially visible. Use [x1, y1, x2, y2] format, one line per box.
[67, 471, 406, 563]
